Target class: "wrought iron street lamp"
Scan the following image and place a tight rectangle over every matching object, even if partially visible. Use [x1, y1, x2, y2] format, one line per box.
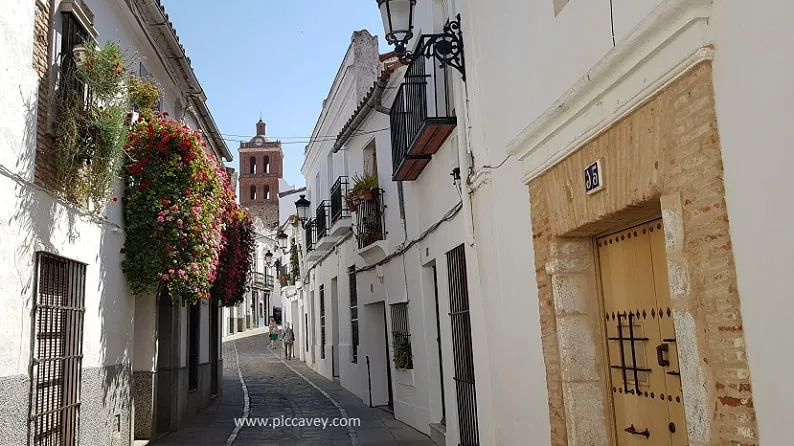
[377, 0, 416, 58]
[295, 194, 311, 226]
[264, 250, 273, 267]
[276, 231, 288, 253]
[376, 0, 466, 80]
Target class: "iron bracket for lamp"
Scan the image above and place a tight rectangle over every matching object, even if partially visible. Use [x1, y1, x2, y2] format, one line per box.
[401, 14, 466, 81]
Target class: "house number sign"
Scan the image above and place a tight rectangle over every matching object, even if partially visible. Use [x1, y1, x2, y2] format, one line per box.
[585, 159, 604, 195]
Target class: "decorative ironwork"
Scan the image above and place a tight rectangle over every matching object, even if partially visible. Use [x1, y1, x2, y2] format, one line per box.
[355, 191, 386, 249]
[446, 244, 480, 446]
[608, 312, 651, 394]
[29, 252, 87, 446]
[315, 201, 331, 240]
[320, 284, 326, 360]
[403, 14, 466, 81]
[330, 176, 350, 225]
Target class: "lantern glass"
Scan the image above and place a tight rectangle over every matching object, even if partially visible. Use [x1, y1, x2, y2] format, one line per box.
[377, 0, 415, 48]
[295, 194, 310, 222]
[264, 250, 273, 266]
[277, 231, 288, 251]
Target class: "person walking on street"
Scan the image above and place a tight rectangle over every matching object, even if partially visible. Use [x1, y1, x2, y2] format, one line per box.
[282, 322, 295, 360]
[268, 317, 279, 349]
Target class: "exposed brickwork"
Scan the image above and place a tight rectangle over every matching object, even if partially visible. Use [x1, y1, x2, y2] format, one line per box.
[528, 62, 758, 445]
[527, 186, 568, 446]
[33, 0, 57, 190]
[238, 122, 284, 228]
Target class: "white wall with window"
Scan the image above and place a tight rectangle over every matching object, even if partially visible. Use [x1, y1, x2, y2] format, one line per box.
[0, 1, 229, 444]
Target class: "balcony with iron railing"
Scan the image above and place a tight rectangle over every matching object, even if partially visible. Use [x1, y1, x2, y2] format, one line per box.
[305, 219, 322, 262]
[390, 35, 457, 182]
[251, 271, 273, 289]
[330, 176, 352, 236]
[355, 189, 387, 264]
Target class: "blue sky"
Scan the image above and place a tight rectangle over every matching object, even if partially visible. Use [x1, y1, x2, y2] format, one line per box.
[161, 0, 385, 188]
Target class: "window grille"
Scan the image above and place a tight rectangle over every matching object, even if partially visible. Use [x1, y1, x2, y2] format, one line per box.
[446, 244, 479, 445]
[349, 266, 358, 363]
[390, 303, 413, 369]
[59, 11, 90, 107]
[319, 284, 326, 359]
[29, 252, 87, 446]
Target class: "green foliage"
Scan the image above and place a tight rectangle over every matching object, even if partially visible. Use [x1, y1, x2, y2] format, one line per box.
[53, 40, 129, 208]
[122, 115, 226, 304]
[393, 336, 413, 369]
[75, 41, 128, 102]
[350, 172, 378, 196]
[127, 74, 161, 113]
[290, 238, 300, 283]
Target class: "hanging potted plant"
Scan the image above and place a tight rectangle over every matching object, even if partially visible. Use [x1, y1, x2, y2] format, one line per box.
[350, 172, 379, 201]
[345, 190, 358, 212]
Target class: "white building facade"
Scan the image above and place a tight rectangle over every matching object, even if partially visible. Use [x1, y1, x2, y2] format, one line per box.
[370, 0, 794, 445]
[0, 0, 230, 444]
[299, 20, 476, 442]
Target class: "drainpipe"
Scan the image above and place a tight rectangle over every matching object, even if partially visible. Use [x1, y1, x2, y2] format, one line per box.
[455, 80, 477, 247]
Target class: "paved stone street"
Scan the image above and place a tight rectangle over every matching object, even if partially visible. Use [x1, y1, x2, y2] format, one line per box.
[151, 331, 434, 445]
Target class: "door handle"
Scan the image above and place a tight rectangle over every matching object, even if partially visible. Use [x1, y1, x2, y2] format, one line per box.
[625, 424, 651, 439]
[656, 343, 670, 367]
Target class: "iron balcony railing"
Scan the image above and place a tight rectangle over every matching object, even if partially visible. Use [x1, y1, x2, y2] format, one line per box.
[330, 176, 351, 225]
[305, 219, 317, 252]
[390, 34, 457, 180]
[266, 273, 274, 288]
[252, 271, 265, 288]
[315, 200, 332, 241]
[356, 190, 386, 249]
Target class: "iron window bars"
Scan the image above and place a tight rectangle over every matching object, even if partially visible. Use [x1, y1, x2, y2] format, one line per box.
[320, 284, 326, 360]
[29, 252, 87, 446]
[390, 303, 413, 370]
[349, 266, 359, 363]
[446, 244, 480, 446]
[330, 176, 351, 225]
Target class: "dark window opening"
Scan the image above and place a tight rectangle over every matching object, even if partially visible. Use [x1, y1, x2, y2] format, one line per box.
[320, 284, 326, 360]
[59, 12, 90, 107]
[264, 155, 270, 173]
[188, 304, 199, 390]
[390, 303, 413, 369]
[250, 185, 256, 200]
[264, 184, 270, 200]
[349, 266, 358, 363]
[250, 156, 257, 174]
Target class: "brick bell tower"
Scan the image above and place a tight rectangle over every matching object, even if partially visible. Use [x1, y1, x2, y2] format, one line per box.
[238, 119, 283, 228]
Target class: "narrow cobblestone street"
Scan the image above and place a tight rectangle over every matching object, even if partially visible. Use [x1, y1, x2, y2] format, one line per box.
[150, 331, 434, 445]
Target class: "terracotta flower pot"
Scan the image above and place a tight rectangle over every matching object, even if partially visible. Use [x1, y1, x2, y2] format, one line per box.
[361, 190, 374, 201]
[347, 201, 357, 212]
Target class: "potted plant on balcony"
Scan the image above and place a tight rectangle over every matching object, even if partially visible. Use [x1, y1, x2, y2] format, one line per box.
[350, 172, 379, 202]
[344, 190, 358, 212]
[126, 74, 160, 124]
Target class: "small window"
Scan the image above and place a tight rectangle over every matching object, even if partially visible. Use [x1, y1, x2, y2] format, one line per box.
[264, 156, 270, 174]
[250, 185, 257, 200]
[30, 252, 87, 444]
[59, 11, 91, 105]
[319, 285, 326, 359]
[349, 266, 359, 363]
[264, 185, 270, 200]
[250, 156, 257, 174]
[390, 303, 413, 369]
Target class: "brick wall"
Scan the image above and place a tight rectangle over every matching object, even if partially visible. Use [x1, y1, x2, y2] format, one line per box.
[33, 0, 56, 190]
[528, 61, 758, 445]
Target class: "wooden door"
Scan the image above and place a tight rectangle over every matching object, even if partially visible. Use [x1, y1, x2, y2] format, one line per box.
[597, 219, 688, 445]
